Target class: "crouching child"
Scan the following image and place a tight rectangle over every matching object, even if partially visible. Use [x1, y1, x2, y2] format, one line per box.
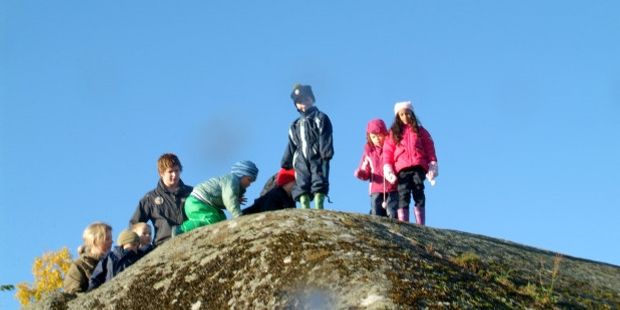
[178, 160, 259, 233]
[242, 168, 296, 215]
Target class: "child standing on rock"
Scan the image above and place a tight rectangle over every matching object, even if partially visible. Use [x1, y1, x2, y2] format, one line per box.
[281, 84, 334, 209]
[383, 101, 438, 225]
[354, 119, 398, 218]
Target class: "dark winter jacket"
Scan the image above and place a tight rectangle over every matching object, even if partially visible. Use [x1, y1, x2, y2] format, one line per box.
[138, 244, 154, 259]
[281, 106, 334, 168]
[63, 254, 100, 294]
[88, 246, 140, 291]
[130, 179, 193, 246]
[242, 186, 295, 215]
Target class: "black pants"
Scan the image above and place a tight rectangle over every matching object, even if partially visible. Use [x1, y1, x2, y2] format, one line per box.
[370, 192, 398, 218]
[397, 166, 426, 210]
[293, 158, 329, 200]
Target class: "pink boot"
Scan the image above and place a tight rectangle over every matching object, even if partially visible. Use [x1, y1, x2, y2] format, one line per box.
[397, 208, 409, 222]
[414, 207, 425, 226]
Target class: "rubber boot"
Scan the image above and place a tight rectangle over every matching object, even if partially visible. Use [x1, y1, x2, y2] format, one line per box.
[397, 208, 409, 222]
[414, 206, 425, 226]
[314, 193, 325, 210]
[299, 194, 311, 209]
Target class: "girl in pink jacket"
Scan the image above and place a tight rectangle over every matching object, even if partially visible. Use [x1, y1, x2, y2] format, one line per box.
[383, 101, 438, 225]
[354, 119, 398, 218]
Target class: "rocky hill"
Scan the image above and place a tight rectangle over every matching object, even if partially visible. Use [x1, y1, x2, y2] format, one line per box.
[32, 209, 620, 309]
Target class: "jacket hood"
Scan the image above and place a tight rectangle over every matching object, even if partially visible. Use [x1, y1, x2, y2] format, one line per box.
[366, 119, 388, 135]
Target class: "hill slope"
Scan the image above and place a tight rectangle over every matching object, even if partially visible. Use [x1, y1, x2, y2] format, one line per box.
[35, 209, 620, 309]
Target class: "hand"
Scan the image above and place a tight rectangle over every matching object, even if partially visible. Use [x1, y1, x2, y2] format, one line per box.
[239, 195, 247, 205]
[429, 161, 438, 177]
[383, 165, 397, 184]
[426, 161, 439, 179]
[426, 161, 438, 186]
[354, 169, 368, 179]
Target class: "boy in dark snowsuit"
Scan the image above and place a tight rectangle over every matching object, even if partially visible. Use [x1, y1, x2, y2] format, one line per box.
[281, 84, 334, 209]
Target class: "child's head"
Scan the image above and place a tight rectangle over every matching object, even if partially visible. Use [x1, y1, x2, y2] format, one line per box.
[117, 229, 140, 253]
[231, 160, 259, 189]
[391, 101, 421, 143]
[131, 222, 152, 247]
[290, 84, 315, 112]
[276, 168, 296, 195]
[393, 101, 418, 125]
[157, 153, 183, 188]
[80, 222, 113, 258]
[366, 119, 388, 147]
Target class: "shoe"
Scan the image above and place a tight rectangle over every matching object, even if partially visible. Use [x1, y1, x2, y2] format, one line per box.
[314, 193, 325, 210]
[299, 194, 311, 209]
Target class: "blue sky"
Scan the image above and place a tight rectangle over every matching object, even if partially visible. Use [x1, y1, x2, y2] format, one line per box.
[2, 1, 619, 307]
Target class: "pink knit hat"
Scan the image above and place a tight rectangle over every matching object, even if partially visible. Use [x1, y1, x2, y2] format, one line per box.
[366, 119, 388, 135]
[394, 101, 413, 115]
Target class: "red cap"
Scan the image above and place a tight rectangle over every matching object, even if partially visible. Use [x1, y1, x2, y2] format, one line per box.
[276, 168, 296, 186]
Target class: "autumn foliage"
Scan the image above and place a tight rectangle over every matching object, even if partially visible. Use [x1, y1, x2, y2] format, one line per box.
[15, 247, 72, 306]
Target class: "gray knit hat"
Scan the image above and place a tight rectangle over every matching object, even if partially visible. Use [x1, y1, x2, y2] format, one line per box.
[290, 84, 315, 104]
[117, 230, 140, 246]
[231, 160, 259, 181]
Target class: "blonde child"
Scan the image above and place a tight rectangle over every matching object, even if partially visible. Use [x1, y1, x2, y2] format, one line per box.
[63, 222, 113, 293]
[354, 119, 398, 218]
[131, 222, 154, 256]
[383, 101, 438, 225]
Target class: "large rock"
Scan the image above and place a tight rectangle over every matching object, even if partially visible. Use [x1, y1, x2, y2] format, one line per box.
[36, 209, 620, 309]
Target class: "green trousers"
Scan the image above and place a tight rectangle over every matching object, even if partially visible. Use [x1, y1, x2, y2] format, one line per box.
[179, 195, 226, 233]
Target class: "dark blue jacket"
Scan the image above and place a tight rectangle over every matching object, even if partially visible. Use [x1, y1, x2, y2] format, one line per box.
[281, 106, 334, 198]
[282, 106, 334, 167]
[130, 180, 193, 246]
[88, 246, 140, 290]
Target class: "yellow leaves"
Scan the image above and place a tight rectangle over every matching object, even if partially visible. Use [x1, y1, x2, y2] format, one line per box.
[15, 247, 73, 306]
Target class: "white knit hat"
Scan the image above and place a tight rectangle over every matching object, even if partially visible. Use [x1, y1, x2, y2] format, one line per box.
[394, 101, 413, 115]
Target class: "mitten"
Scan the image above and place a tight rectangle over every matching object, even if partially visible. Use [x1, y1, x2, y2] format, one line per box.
[426, 161, 438, 186]
[383, 165, 397, 184]
[354, 169, 369, 179]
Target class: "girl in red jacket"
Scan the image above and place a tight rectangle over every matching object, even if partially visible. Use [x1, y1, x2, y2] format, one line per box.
[383, 101, 438, 225]
[354, 119, 398, 218]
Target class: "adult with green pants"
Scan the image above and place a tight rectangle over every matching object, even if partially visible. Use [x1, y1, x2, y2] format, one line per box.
[179, 160, 258, 233]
